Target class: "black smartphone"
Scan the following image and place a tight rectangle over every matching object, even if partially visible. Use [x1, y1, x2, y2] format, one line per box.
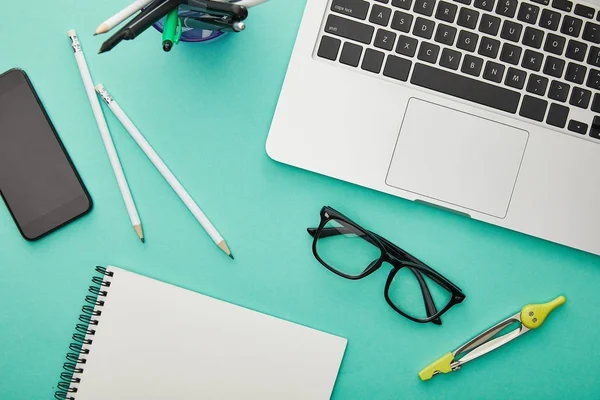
[0, 68, 92, 240]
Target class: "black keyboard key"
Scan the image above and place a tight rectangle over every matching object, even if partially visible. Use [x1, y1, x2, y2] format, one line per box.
[501, 20, 523, 42]
[457, 30, 479, 51]
[317, 36, 341, 60]
[414, 0, 436, 16]
[413, 17, 436, 38]
[474, 0, 495, 11]
[552, 0, 572, 12]
[496, 0, 518, 17]
[522, 49, 544, 71]
[461, 54, 484, 75]
[583, 22, 600, 44]
[435, 24, 458, 45]
[522, 27, 544, 49]
[561, 16, 583, 37]
[566, 40, 587, 61]
[586, 68, 600, 89]
[543, 56, 565, 77]
[383, 55, 413, 80]
[506, 67, 527, 88]
[518, 3, 540, 25]
[411, 62, 521, 112]
[376, 0, 390, 3]
[362, 48, 386, 72]
[575, 4, 595, 19]
[565, 63, 587, 84]
[440, 48, 463, 69]
[457, 8, 480, 29]
[436, 1, 458, 22]
[587, 46, 600, 66]
[418, 42, 441, 62]
[568, 119, 588, 134]
[570, 87, 592, 108]
[526, 74, 549, 95]
[325, 15, 375, 44]
[591, 116, 600, 138]
[370, 5, 393, 25]
[396, 35, 419, 56]
[483, 60, 505, 81]
[544, 33, 565, 55]
[340, 42, 363, 66]
[332, 0, 370, 20]
[520, 95, 548, 121]
[548, 80, 570, 102]
[392, 0, 413, 9]
[500, 43, 522, 64]
[546, 103, 569, 127]
[592, 93, 600, 112]
[480, 14, 501, 35]
[478, 36, 501, 58]
[531, 0, 549, 5]
[454, 0, 471, 4]
[375, 29, 398, 50]
[538, 9, 561, 31]
[391, 11, 414, 32]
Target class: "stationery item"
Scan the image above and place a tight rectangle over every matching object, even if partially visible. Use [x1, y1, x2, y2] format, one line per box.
[0, 68, 92, 240]
[54, 266, 347, 400]
[67, 30, 144, 242]
[94, 0, 155, 35]
[161, 8, 181, 51]
[419, 296, 566, 381]
[99, 0, 182, 54]
[180, 0, 248, 32]
[95, 84, 233, 258]
[307, 206, 465, 324]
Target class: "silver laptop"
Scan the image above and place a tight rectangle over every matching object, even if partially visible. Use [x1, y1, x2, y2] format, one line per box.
[267, 0, 600, 255]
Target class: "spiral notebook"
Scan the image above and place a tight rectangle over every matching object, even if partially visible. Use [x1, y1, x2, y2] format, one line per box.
[55, 266, 347, 400]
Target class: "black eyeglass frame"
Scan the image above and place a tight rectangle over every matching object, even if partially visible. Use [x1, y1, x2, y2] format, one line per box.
[307, 206, 465, 325]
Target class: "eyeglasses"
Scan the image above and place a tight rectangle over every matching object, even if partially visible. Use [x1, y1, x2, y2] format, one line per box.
[307, 206, 465, 325]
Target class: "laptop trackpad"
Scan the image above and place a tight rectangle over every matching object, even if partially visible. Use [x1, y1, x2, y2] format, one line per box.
[386, 98, 529, 218]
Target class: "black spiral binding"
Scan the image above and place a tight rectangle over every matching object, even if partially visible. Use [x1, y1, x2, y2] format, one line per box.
[54, 266, 114, 400]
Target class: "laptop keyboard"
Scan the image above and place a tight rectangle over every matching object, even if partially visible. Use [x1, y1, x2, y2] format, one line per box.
[316, 0, 600, 141]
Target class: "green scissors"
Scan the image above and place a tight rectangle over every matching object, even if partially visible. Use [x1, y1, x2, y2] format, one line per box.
[419, 296, 566, 380]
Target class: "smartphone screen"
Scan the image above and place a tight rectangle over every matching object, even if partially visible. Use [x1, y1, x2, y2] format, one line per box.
[0, 69, 91, 240]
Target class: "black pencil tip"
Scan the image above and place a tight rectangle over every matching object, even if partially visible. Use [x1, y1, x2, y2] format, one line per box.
[141, 238, 145, 243]
[229, 253, 234, 260]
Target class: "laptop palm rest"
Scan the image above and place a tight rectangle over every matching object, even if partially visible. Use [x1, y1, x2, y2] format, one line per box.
[385, 98, 529, 218]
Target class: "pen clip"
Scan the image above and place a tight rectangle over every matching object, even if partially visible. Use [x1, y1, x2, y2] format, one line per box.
[175, 17, 182, 45]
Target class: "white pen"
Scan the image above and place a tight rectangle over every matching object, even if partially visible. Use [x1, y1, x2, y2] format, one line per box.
[95, 84, 234, 259]
[67, 30, 144, 243]
[94, 0, 155, 35]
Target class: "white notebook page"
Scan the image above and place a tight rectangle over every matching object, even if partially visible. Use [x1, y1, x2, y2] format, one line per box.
[71, 266, 347, 399]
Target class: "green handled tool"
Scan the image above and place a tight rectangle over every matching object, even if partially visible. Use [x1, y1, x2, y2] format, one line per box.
[419, 295, 566, 381]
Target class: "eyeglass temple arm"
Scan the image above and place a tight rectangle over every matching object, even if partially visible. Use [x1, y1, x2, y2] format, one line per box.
[308, 226, 442, 323]
[309, 227, 457, 288]
[372, 232, 463, 295]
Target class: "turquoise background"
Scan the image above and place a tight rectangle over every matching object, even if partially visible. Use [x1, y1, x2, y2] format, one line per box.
[0, 0, 599, 399]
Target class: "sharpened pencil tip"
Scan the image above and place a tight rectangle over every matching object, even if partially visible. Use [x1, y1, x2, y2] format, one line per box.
[229, 253, 234, 260]
[141, 238, 145, 243]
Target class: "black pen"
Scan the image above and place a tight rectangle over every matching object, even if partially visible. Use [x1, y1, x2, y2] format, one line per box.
[99, 0, 182, 54]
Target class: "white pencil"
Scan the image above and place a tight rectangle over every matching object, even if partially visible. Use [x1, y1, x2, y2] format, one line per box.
[95, 84, 233, 259]
[67, 30, 144, 243]
[94, 0, 155, 35]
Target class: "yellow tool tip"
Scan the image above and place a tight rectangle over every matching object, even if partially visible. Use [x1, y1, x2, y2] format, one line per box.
[520, 295, 566, 329]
